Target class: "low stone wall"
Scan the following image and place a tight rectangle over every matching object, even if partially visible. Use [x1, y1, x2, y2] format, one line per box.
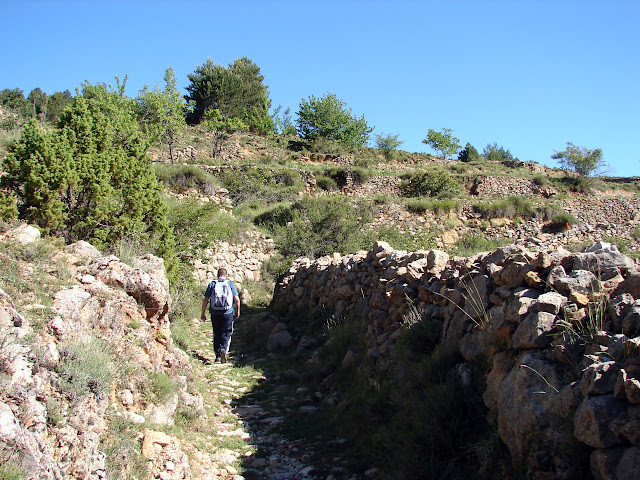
[191, 233, 275, 286]
[271, 240, 640, 479]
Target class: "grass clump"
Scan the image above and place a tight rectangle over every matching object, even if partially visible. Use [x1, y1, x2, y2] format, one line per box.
[547, 211, 577, 232]
[373, 225, 437, 252]
[472, 196, 536, 219]
[57, 337, 114, 400]
[405, 198, 459, 216]
[154, 164, 220, 194]
[101, 412, 147, 480]
[146, 371, 178, 403]
[453, 233, 509, 257]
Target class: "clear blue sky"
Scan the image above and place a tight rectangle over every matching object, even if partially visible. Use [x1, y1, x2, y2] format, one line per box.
[3, 0, 639, 177]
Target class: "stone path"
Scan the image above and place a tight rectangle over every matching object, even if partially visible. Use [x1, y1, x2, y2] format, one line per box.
[189, 317, 369, 480]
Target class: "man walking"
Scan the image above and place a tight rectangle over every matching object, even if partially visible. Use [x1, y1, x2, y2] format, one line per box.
[201, 268, 240, 363]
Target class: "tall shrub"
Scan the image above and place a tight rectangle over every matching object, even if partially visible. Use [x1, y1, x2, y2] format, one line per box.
[1, 96, 175, 259]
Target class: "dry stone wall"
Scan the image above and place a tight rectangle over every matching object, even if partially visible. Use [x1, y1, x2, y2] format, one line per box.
[191, 232, 275, 286]
[271, 240, 640, 479]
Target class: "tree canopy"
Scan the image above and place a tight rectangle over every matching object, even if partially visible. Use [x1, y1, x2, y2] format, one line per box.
[422, 128, 461, 164]
[184, 57, 272, 134]
[551, 142, 605, 176]
[458, 142, 481, 162]
[296, 93, 373, 150]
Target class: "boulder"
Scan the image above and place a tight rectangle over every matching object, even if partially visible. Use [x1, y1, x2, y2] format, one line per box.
[427, 250, 449, 274]
[512, 312, 556, 349]
[267, 330, 293, 352]
[537, 292, 567, 316]
[580, 361, 623, 396]
[495, 351, 566, 459]
[615, 446, 640, 480]
[554, 270, 601, 297]
[574, 394, 627, 448]
[574, 242, 636, 274]
[1, 224, 40, 244]
[86, 256, 170, 323]
[590, 447, 625, 480]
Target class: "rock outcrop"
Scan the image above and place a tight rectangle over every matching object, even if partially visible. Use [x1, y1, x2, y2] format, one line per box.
[0, 225, 205, 479]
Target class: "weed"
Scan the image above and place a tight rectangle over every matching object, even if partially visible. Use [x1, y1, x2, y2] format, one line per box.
[56, 336, 114, 400]
[101, 411, 147, 480]
[146, 371, 178, 404]
[45, 397, 66, 427]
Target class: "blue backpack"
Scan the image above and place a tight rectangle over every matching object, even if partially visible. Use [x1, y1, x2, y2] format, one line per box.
[211, 279, 233, 311]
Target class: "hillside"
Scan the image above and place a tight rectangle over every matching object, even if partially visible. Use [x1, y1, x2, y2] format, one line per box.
[1, 127, 640, 480]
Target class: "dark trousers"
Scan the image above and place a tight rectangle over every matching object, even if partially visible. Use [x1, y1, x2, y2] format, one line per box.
[211, 309, 234, 356]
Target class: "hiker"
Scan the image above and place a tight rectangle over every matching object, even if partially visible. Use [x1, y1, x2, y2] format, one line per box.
[201, 268, 240, 363]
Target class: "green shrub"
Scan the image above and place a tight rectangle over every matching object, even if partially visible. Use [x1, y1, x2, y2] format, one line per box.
[316, 175, 338, 191]
[0, 191, 18, 221]
[532, 174, 549, 187]
[146, 371, 177, 403]
[220, 166, 305, 204]
[548, 211, 577, 232]
[448, 163, 468, 174]
[400, 169, 460, 198]
[556, 175, 592, 193]
[272, 196, 374, 261]
[253, 202, 293, 231]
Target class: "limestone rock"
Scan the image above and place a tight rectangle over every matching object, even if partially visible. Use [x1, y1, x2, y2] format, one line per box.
[1, 224, 40, 244]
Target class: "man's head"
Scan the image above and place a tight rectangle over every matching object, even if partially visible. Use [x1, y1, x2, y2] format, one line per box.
[217, 267, 228, 278]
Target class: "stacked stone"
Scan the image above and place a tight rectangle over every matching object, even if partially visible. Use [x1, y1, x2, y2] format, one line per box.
[272, 240, 640, 479]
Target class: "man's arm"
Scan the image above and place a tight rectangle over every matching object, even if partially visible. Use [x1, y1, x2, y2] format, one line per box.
[233, 295, 240, 318]
[201, 297, 209, 321]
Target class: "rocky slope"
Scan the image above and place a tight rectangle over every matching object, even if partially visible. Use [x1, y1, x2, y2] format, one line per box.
[0, 224, 208, 479]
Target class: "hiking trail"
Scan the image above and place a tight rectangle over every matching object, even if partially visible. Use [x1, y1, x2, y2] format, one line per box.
[186, 312, 369, 480]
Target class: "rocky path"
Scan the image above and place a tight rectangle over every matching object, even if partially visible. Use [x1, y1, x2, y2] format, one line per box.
[188, 315, 368, 480]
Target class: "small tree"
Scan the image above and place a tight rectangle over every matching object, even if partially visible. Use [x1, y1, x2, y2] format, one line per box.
[1, 96, 175, 258]
[375, 133, 403, 161]
[458, 142, 481, 163]
[296, 93, 373, 150]
[483, 142, 516, 162]
[272, 105, 296, 136]
[422, 128, 461, 165]
[203, 108, 247, 158]
[138, 67, 186, 164]
[551, 142, 605, 177]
